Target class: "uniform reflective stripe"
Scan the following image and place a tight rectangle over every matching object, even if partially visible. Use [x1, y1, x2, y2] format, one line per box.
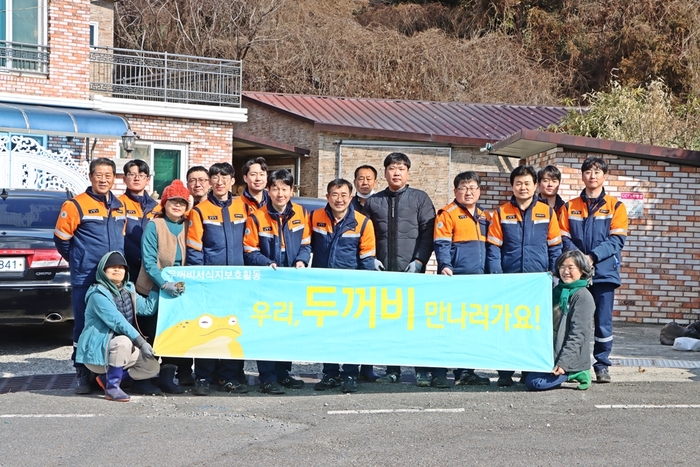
[243, 245, 259, 252]
[203, 220, 222, 225]
[434, 236, 452, 241]
[342, 233, 361, 238]
[232, 219, 246, 224]
[488, 235, 503, 246]
[259, 232, 274, 238]
[186, 240, 203, 249]
[595, 335, 613, 343]
[533, 219, 549, 225]
[126, 215, 140, 220]
[313, 227, 328, 235]
[561, 230, 571, 238]
[360, 250, 376, 259]
[547, 236, 561, 246]
[569, 218, 584, 223]
[610, 228, 627, 235]
[54, 228, 73, 240]
[291, 225, 305, 232]
[82, 215, 105, 221]
[302, 236, 311, 244]
[501, 219, 519, 224]
[596, 214, 613, 220]
[113, 215, 126, 221]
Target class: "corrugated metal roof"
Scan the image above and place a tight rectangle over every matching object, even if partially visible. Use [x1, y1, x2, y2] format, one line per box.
[243, 92, 572, 145]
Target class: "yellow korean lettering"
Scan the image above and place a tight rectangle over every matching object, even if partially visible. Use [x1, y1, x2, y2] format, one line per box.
[251, 301, 272, 326]
[302, 285, 339, 327]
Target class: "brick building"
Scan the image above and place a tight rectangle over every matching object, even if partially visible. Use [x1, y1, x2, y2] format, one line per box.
[0, 0, 245, 195]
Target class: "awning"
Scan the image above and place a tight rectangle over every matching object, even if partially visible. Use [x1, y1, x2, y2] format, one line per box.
[234, 132, 310, 158]
[0, 102, 129, 139]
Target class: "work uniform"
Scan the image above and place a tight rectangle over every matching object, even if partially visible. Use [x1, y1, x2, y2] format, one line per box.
[434, 200, 490, 275]
[559, 189, 628, 372]
[119, 191, 160, 281]
[54, 187, 126, 352]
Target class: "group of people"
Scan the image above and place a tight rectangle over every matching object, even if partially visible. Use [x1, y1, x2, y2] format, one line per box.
[53, 150, 627, 401]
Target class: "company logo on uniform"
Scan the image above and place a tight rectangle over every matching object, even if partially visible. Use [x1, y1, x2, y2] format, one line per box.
[234, 214, 244, 218]
[88, 209, 99, 214]
[572, 210, 582, 215]
[505, 215, 517, 220]
[317, 222, 327, 227]
[437, 222, 444, 228]
[245, 228, 250, 235]
[600, 209, 610, 214]
[207, 216, 218, 220]
[292, 219, 302, 225]
[458, 215, 467, 220]
[126, 209, 137, 215]
[61, 211, 67, 218]
[262, 227, 273, 232]
[535, 213, 545, 218]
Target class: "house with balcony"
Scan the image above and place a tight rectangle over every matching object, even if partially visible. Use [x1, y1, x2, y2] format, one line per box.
[0, 0, 246, 195]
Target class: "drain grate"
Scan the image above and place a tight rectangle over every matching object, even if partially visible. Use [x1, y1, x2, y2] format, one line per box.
[611, 358, 700, 369]
[0, 373, 76, 394]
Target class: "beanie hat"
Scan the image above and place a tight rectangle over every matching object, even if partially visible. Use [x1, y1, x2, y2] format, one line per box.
[103, 251, 129, 272]
[160, 180, 193, 209]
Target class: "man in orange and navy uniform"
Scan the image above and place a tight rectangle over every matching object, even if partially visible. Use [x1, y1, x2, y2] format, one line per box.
[487, 165, 562, 387]
[54, 157, 127, 394]
[119, 159, 160, 282]
[243, 169, 311, 395]
[309, 178, 376, 394]
[238, 157, 270, 215]
[559, 157, 628, 384]
[433, 171, 492, 387]
[186, 162, 249, 396]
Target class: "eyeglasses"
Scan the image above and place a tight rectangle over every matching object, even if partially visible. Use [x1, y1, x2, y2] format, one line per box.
[456, 186, 480, 193]
[167, 199, 188, 207]
[210, 175, 231, 182]
[187, 178, 209, 185]
[329, 193, 350, 200]
[558, 265, 580, 272]
[125, 173, 148, 180]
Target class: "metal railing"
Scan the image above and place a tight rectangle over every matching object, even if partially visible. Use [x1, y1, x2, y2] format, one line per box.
[0, 40, 49, 74]
[89, 47, 242, 107]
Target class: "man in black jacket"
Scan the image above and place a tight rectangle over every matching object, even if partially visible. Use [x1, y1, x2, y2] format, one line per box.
[363, 153, 436, 386]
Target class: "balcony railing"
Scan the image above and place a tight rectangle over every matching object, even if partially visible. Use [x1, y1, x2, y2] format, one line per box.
[0, 40, 49, 74]
[89, 47, 242, 107]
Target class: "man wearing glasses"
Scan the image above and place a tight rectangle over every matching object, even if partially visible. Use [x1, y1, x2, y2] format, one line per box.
[309, 179, 376, 394]
[119, 160, 160, 282]
[186, 162, 250, 396]
[186, 165, 211, 205]
[433, 171, 492, 387]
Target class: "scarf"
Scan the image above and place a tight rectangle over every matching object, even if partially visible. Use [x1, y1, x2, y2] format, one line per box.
[552, 279, 588, 315]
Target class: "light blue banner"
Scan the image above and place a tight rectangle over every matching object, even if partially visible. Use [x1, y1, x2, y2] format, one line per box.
[154, 267, 554, 372]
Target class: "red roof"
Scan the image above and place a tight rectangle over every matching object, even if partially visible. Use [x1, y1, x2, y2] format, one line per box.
[243, 92, 572, 146]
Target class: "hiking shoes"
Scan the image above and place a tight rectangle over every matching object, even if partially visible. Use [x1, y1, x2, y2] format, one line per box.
[341, 376, 358, 393]
[218, 379, 249, 394]
[456, 372, 490, 386]
[314, 374, 342, 391]
[192, 379, 210, 396]
[278, 376, 305, 389]
[376, 372, 401, 384]
[431, 376, 452, 388]
[416, 373, 431, 387]
[260, 382, 285, 394]
[595, 367, 612, 383]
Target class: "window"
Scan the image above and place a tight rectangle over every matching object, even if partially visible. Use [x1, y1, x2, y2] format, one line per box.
[118, 142, 188, 197]
[0, 0, 48, 73]
[89, 22, 97, 47]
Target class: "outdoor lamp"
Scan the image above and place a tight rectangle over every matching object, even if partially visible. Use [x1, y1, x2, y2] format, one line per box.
[122, 128, 138, 153]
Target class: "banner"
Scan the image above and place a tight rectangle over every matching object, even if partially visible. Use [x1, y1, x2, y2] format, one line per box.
[154, 267, 554, 372]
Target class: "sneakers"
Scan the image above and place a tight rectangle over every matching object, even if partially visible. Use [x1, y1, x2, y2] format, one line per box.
[314, 374, 341, 391]
[595, 367, 612, 383]
[218, 379, 249, 394]
[260, 382, 285, 394]
[497, 375, 514, 387]
[456, 372, 490, 386]
[341, 376, 358, 393]
[416, 373, 431, 387]
[376, 372, 401, 384]
[358, 365, 380, 382]
[192, 379, 210, 396]
[431, 376, 451, 388]
[278, 376, 305, 389]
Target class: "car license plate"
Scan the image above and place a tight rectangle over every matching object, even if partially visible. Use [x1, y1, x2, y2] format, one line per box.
[0, 257, 26, 272]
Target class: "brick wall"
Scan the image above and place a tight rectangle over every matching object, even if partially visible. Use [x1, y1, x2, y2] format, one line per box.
[527, 149, 700, 324]
[89, 0, 114, 48]
[0, 0, 91, 99]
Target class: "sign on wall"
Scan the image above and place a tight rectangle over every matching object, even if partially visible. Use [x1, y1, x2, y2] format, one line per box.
[620, 192, 644, 218]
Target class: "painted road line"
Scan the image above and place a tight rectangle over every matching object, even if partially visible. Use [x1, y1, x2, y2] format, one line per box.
[0, 414, 101, 418]
[328, 408, 465, 415]
[595, 405, 700, 409]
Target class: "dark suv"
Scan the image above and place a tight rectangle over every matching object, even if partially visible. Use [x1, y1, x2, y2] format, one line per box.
[0, 189, 74, 324]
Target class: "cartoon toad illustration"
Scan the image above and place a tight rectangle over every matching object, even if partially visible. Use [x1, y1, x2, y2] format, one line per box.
[154, 314, 244, 358]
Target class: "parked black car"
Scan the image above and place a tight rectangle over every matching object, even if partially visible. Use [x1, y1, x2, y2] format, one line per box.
[0, 189, 73, 324]
[292, 196, 326, 213]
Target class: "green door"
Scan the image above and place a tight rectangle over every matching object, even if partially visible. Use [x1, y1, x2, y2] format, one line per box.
[153, 148, 181, 197]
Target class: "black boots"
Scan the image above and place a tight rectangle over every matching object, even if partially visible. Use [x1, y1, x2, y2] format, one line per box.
[158, 364, 184, 394]
[74, 365, 93, 395]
